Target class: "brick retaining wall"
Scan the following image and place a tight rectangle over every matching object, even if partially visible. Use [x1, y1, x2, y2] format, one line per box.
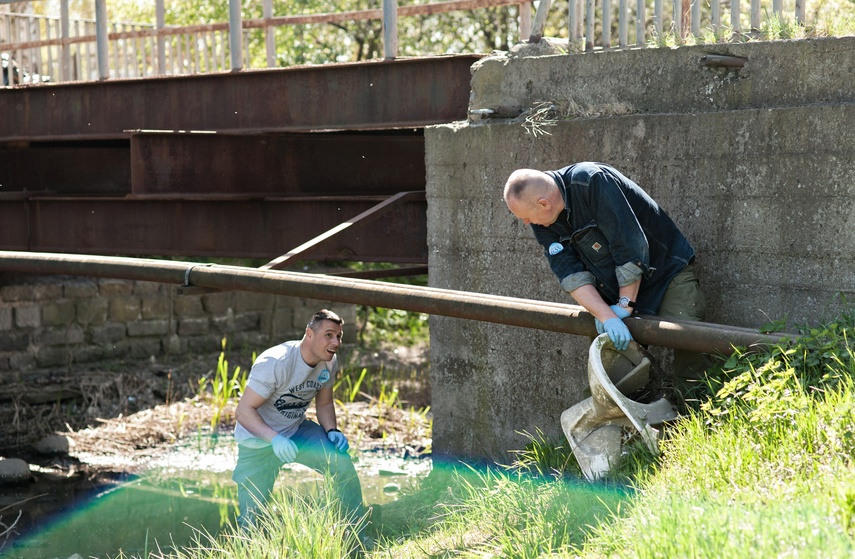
[0, 275, 355, 379]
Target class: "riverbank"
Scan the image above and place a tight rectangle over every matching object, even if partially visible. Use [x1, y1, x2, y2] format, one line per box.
[0, 342, 431, 554]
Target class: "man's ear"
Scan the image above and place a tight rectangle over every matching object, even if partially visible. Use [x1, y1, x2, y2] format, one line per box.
[536, 197, 551, 210]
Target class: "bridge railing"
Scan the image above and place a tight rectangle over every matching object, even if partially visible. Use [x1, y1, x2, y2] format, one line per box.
[0, 0, 823, 86]
[0, 0, 531, 85]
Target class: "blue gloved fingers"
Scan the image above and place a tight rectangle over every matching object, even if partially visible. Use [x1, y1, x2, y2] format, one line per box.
[603, 317, 633, 351]
[595, 318, 606, 335]
[271, 434, 297, 463]
[327, 429, 350, 452]
[609, 304, 632, 319]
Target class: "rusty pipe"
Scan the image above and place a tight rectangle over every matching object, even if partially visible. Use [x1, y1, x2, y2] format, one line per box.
[0, 251, 795, 354]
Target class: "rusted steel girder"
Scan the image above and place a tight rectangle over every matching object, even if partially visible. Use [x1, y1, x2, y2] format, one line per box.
[0, 196, 427, 262]
[0, 142, 131, 195]
[129, 130, 425, 196]
[0, 251, 796, 355]
[0, 55, 481, 141]
[261, 191, 426, 270]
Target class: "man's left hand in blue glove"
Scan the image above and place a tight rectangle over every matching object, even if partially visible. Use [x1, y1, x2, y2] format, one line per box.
[327, 428, 349, 452]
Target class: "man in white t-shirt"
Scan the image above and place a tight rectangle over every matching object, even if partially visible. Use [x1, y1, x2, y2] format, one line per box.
[232, 309, 366, 529]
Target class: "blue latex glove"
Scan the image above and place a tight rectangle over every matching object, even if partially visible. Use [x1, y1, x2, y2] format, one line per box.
[271, 434, 297, 463]
[595, 304, 632, 334]
[610, 304, 632, 320]
[327, 429, 349, 452]
[603, 317, 632, 351]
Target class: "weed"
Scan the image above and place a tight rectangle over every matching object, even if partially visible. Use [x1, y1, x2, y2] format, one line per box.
[196, 338, 250, 431]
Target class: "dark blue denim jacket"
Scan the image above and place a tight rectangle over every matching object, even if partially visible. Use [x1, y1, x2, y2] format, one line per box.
[531, 162, 695, 315]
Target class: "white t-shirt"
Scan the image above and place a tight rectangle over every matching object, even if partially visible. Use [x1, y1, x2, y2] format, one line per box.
[234, 340, 337, 446]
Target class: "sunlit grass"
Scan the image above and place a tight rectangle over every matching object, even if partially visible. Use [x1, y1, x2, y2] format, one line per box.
[132, 484, 366, 559]
[167, 308, 855, 559]
[195, 338, 250, 431]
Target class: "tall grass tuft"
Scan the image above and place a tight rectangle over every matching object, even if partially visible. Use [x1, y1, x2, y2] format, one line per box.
[147, 483, 366, 559]
[430, 464, 629, 558]
[197, 338, 250, 430]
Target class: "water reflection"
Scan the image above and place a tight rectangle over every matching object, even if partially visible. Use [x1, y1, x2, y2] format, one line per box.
[6, 436, 430, 559]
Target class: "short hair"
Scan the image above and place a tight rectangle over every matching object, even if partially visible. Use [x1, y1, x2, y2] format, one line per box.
[307, 309, 344, 331]
[503, 169, 548, 204]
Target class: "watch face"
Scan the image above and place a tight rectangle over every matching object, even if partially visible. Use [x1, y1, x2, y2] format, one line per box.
[618, 296, 630, 308]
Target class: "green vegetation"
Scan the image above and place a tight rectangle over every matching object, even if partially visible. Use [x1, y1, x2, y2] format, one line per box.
[164, 308, 855, 559]
[196, 338, 251, 431]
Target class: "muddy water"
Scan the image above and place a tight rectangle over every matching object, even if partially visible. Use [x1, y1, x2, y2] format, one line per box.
[3, 436, 430, 559]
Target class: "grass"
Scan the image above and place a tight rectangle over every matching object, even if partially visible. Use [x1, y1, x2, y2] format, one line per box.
[143, 307, 855, 559]
[195, 338, 251, 431]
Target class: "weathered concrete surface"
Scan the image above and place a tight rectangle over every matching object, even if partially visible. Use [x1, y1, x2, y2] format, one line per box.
[469, 36, 855, 117]
[427, 37, 855, 461]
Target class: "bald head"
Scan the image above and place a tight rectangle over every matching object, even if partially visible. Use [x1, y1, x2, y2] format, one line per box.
[503, 169, 563, 227]
[503, 169, 555, 204]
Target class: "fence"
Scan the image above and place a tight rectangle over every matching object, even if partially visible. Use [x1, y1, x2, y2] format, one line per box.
[0, 0, 531, 85]
[532, 0, 808, 49]
[0, 0, 817, 85]
[0, 5, 248, 84]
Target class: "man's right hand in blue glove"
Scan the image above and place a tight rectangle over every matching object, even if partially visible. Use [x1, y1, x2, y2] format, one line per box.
[603, 317, 632, 351]
[271, 434, 297, 463]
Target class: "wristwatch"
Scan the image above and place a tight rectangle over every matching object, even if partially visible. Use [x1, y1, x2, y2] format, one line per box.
[617, 296, 636, 309]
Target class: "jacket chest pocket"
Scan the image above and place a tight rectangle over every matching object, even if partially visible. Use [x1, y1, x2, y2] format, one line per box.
[572, 226, 613, 268]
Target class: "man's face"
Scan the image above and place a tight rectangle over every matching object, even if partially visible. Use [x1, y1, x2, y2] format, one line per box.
[506, 194, 558, 227]
[305, 319, 343, 365]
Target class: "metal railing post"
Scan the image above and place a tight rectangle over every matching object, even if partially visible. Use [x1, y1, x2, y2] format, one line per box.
[228, 0, 243, 71]
[94, 0, 109, 79]
[520, 1, 532, 41]
[383, 0, 398, 59]
[529, 0, 551, 42]
[263, 0, 275, 67]
[156, 0, 166, 74]
[59, 0, 71, 81]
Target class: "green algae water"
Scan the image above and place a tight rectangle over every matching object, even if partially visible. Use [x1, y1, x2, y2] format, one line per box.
[4, 436, 430, 559]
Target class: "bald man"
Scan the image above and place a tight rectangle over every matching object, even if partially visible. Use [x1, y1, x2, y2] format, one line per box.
[504, 162, 708, 386]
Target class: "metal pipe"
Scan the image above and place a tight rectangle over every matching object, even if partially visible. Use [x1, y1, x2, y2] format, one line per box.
[700, 54, 747, 68]
[0, 251, 795, 355]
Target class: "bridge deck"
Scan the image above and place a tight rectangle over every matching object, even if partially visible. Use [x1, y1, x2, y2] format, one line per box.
[0, 55, 480, 265]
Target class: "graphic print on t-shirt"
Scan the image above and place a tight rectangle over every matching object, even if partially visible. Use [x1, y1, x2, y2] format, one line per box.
[273, 378, 324, 420]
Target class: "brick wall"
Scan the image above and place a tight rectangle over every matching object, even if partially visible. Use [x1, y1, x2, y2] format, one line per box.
[0, 275, 355, 378]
